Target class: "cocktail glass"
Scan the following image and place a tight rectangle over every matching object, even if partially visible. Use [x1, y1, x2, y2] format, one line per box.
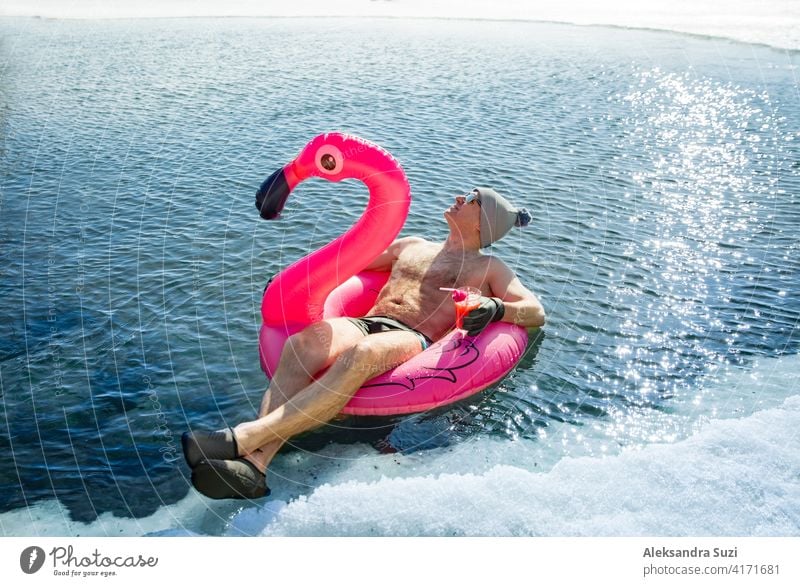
[449, 286, 483, 331]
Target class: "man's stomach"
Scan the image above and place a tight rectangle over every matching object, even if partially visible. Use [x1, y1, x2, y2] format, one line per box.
[367, 298, 452, 342]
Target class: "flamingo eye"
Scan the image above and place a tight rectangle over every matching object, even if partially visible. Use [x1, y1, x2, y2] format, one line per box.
[315, 144, 344, 175]
[320, 154, 337, 171]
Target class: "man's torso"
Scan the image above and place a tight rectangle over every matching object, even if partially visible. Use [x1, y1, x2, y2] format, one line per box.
[367, 239, 493, 341]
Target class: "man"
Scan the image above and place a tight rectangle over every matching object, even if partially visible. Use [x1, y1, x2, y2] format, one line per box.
[182, 187, 546, 499]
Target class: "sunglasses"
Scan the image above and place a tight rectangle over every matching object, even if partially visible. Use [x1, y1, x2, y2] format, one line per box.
[464, 191, 481, 206]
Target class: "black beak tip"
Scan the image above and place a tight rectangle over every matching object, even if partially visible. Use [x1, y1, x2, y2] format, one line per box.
[255, 168, 291, 220]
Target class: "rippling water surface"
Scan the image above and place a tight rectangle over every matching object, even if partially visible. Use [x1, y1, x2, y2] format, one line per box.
[0, 17, 798, 533]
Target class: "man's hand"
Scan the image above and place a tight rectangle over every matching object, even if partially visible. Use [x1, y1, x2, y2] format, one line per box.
[462, 297, 505, 337]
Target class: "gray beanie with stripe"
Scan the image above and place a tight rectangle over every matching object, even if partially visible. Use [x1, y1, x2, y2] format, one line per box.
[474, 187, 532, 248]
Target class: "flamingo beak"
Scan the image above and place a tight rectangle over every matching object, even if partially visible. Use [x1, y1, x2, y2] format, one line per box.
[256, 167, 292, 220]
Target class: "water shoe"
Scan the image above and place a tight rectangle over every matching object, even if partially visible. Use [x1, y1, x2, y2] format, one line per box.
[191, 458, 270, 500]
[182, 428, 238, 468]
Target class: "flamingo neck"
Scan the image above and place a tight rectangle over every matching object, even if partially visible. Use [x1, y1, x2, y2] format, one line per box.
[263, 173, 409, 328]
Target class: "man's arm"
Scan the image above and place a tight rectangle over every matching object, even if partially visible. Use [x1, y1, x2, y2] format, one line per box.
[487, 257, 546, 328]
[363, 236, 425, 271]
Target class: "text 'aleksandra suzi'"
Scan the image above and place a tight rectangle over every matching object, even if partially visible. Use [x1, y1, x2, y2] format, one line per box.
[643, 546, 738, 558]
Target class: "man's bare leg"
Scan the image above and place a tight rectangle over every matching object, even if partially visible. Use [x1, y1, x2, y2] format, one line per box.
[237, 330, 423, 474]
[187, 330, 423, 499]
[182, 318, 364, 469]
[243, 318, 367, 468]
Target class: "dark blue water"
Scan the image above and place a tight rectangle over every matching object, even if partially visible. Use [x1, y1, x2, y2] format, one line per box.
[1, 17, 798, 529]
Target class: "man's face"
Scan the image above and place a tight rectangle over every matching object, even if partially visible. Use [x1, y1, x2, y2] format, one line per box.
[444, 190, 481, 237]
[444, 190, 482, 237]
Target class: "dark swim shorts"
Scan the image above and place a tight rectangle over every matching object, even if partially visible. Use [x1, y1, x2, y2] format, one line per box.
[347, 315, 432, 351]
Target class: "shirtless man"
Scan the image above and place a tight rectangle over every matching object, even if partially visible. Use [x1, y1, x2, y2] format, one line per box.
[182, 187, 546, 499]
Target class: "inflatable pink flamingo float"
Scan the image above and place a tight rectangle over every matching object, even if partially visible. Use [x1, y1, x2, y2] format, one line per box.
[255, 133, 528, 416]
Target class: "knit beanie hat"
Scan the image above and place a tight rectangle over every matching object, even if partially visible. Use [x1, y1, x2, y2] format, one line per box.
[474, 187, 532, 248]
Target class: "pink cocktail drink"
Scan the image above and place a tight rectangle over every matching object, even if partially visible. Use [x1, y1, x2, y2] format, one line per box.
[453, 287, 482, 330]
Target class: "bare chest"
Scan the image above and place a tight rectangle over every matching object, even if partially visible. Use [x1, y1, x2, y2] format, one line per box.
[392, 244, 487, 290]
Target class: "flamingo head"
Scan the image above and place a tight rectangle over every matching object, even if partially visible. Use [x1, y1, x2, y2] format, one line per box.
[256, 133, 404, 220]
[292, 132, 352, 179]
[255, 133, 355, 220]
